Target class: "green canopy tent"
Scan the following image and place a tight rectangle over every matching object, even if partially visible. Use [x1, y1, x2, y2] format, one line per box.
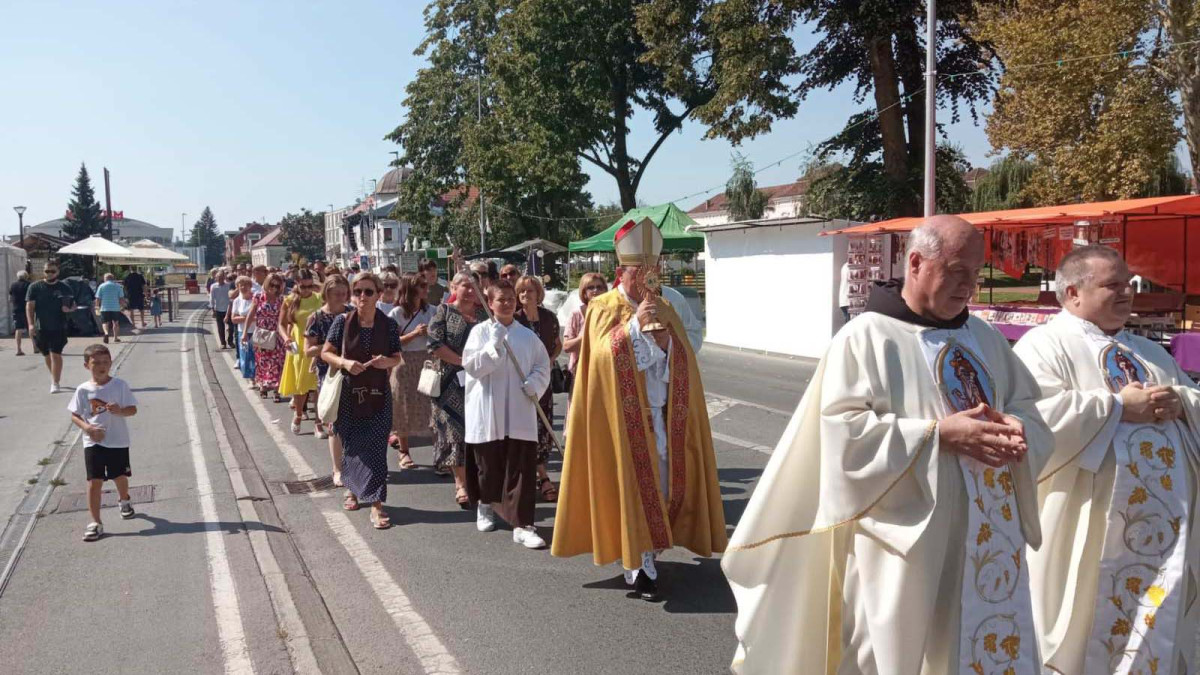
[568, 203, 704, 254]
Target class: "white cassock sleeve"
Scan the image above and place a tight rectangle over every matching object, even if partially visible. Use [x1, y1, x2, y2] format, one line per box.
[1013, 330, 1123, 478]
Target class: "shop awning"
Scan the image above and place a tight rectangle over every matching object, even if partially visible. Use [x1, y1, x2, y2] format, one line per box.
[822, 195, 1200, 236]
[823, 194, 1200, 294]
[568, 203, 704, 254]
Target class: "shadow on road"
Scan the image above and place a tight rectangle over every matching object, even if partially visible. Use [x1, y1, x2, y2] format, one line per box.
[580, 558, 735, 614]
[103, 513, 285, 537]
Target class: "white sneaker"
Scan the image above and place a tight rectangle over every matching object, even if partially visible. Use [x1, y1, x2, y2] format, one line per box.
[476, 504, 497, 532]
[82, 522, 103, 542]
[513, 526, 546, 549]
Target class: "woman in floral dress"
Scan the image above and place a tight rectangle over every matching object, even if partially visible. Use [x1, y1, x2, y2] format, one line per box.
[242, 272, 286, 401]
[428, 271, 484, 508]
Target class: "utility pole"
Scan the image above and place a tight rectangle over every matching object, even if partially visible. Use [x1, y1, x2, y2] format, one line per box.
[103, 168, 114, 240]
[922, 0, 937, 218]
[476, 37, 487, 253]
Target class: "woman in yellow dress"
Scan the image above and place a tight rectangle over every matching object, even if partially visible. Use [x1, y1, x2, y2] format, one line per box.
[278, 269, 323, 434]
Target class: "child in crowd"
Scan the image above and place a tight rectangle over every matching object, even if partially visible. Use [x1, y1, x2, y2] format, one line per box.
[67, 344, 139, 542]
[149, 289, 162, 328]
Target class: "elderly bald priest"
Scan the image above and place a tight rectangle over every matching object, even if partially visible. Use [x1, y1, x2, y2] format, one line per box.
[1013, 245, 1200, 675]
[723, 216, 1053, 674]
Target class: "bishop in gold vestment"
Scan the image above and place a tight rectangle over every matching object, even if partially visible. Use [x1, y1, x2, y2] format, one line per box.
[550, 217, 726, 599]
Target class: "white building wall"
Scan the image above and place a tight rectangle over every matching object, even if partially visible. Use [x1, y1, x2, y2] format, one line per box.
[251, 245, 289, 269]
[702, 221, 841, 359]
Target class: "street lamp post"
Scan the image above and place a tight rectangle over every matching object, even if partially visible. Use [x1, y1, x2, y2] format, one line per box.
[13, 206, 26, 249]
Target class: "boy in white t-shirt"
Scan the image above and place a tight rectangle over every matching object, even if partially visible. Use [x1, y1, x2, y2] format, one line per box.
[67, 344, 139, 542]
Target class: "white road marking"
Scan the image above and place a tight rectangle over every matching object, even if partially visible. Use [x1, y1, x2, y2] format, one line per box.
[704, 393, 793, 418]
[710, 431, 773, 454]
[320, 507, 462, 675]
[181, 312, 253, 674]
[219, 328, 462, 674]
[190, 313, 321, 674]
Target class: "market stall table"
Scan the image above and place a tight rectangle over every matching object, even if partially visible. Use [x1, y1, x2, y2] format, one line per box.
[969, 304, 1059, 342]
[1171, 331, 1200, 377]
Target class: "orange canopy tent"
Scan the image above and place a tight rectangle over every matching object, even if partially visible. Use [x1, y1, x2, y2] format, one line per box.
[823, 195, 1200, 294]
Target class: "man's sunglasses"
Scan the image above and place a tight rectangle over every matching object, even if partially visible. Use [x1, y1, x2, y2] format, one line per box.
[353, 288, 376, 297]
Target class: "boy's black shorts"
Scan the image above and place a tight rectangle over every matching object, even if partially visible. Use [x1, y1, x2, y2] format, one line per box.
[84, 445, 131, 481]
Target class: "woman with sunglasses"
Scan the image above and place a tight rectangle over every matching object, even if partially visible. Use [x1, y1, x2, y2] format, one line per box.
[242, 273, 287, 401]
[428, 271, 485, 507]
[376, 272, 400, 315]
[387, 273, 436, 468]
[279, 269, 323, 434]
[321, 273, 403, 529]
[306, 274, 350, 484]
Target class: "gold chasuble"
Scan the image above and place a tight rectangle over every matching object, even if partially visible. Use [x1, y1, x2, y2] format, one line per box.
[550, 288, 727, 570]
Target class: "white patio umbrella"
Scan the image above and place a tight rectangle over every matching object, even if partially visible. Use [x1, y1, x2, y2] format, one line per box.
[100, 238, 189, 264]
[56, 234, 133, 257]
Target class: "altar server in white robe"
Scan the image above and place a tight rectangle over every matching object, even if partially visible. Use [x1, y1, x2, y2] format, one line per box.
[1013, 245, 1200, 675]
[723, 216, 1054, 675]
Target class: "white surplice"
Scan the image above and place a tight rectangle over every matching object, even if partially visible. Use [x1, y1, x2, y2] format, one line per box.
[723, 312, 1053, 675]
[462, 319, 551, 444]
[622, 287, 673, 496]
[1014, 312, 1200, 674]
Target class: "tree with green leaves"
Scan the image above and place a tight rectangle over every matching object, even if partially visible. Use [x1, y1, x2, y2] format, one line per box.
[804, 146, 973, 221]
[725, 153, 769, 221]
[652, 0, 998, 219]
[969, 156, 1035, 212]
[61, 163, 105, 242]
[1148, 1, 1200, 190]
[187, 207, 226, 268]
[277, 209, 325, 264]
[493, 0, 801, 211]
[386, 0, 592, 254]
[975, 0, 1181, 204]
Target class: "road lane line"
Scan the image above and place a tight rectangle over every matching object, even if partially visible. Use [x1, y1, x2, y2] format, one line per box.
[181, 311, 253, 674]
[710, 431, 773, 454]
[319, 506, 462, 675]
[189, 312, 322, 674]
[218, 323, 462, 674]
[704, 393, 793, 418]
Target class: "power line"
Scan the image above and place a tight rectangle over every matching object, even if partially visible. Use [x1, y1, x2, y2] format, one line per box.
[939, 37, 1200, 82]
[485, 87, 926, 226]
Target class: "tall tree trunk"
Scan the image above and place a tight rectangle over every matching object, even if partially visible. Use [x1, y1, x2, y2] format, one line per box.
[611, 67, 637, 211]
[867, 34, 916, 214]
[1161, 1, 1200, 191]
[894, 24, 926, 161]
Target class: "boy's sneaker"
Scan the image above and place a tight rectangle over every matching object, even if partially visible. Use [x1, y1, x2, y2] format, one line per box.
[119, 500, 135, 519]
[82, 522, 103, 542]
[476, 504, 497, 532]
[513, 526, 546, 549]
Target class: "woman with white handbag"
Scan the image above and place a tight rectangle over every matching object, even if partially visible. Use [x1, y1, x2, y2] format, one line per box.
[306, 274, 349, 486]
[387, 273, 436, 469]
[320, 273, 403, 530]
[240, 273, 287, 402]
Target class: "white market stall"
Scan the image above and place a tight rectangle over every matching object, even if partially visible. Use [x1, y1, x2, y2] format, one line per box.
[690, 216, 857, 359]
[0, 244, 29, 336]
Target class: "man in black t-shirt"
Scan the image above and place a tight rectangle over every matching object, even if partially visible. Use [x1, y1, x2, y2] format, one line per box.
[26, 263, 73, 393]
[8, 270, 30, 355]
[123, 270, 146, 329]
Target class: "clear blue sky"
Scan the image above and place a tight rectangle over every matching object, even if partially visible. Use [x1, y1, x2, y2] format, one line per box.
[0, 1, 997, 242]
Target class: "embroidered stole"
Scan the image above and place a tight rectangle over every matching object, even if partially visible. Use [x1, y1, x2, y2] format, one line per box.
[1079, 332, 1190, 675]
[918, 328, 1038, 674]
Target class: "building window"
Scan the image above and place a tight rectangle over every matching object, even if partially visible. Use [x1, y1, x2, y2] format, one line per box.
[247, 233, 261, 243]
[383, 228, 394, 242]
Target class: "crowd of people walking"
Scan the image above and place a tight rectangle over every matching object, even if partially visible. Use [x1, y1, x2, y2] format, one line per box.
[206, 257, 576, 545]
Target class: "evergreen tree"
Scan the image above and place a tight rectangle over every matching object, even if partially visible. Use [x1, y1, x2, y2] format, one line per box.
[186, 207, 226, 268]
[61, 163, 105, 242]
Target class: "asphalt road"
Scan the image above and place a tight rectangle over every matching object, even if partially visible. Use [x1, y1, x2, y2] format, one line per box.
[0, 298, 816, 674]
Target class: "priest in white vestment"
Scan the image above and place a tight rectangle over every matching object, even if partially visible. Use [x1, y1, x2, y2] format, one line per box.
[723, 216, 1054, 674]
[1013, 245, 1200, 674]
